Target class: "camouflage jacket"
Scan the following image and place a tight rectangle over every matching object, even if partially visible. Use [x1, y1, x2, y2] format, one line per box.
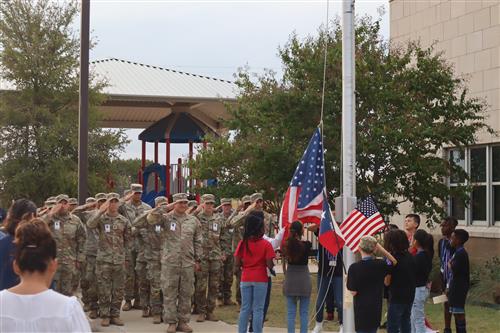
[229, 209, 275, 249]
[119, 201, 151, 261]
[87, 212, 131, 265]
[72, 209, 99, 256]
[197, 212, 223, 261]
[133, 210, 163, 261]
[147, 211, 202, 267]
[44, 213, 86, 265]
[218, 209, 235, 256]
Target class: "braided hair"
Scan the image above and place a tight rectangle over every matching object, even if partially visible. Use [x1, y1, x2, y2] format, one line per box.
[237, 211, 265, 256]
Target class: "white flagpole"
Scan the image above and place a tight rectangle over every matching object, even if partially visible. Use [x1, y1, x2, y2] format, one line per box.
[341, 0, 356, 332]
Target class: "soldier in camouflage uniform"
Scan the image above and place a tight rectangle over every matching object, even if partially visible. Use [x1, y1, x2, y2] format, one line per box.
[218, 198, 237, 305]
[133, 196, 173, 324]
[72, 194, 105, 318]
[227, 195, 252, 305]
[87, 193, 131, 327]
[119, 184, 151, 311]
[68, 197, 78, 212]
[43, 194, 86, 296]
[147, 193, 203, 333]
[193, 194, 223, 322]
[37, 196, 56, 217]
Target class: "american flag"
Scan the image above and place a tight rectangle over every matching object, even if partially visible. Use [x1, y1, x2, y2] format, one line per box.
[280, 127, 325, 228]
[340, 196, 385, 252]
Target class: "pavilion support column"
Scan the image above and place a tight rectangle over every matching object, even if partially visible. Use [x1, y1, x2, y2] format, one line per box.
[166, 139, 171, 199]
[189, 140, 193, 192]
[177, 158, 182, 193]
[154, 141, 159, 192]
[141, 140, 146, 185]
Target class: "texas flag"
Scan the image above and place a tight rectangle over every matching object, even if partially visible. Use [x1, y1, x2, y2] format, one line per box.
[318, 194, 345, 256]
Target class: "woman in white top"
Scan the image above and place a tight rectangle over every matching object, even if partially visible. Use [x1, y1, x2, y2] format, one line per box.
[0, 218, 90, 333]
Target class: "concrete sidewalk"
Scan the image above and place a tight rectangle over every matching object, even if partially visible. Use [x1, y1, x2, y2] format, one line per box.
[91, 310, 338, 333]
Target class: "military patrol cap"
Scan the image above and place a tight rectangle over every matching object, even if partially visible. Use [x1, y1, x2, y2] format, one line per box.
[155, 196, 168, 206]
[250, 192, 263, 202]
[95, 193, 107, 202]
[220, 198, 232, 205]
[359, 235, 377, 254]
[241, 195, 251, 204]
[188, 200, 198, 208]
[45, 196, 57, 206]
[172, 193, 189, 203]
[68, 198, 78, 205]
[130, 183, 143, 193]
[123, 189, 131, 196]
[56, 194, 69, 203]
[201, 194, 216, 204]
[107, 193, 120, 201]
[86, 197, 96, 204]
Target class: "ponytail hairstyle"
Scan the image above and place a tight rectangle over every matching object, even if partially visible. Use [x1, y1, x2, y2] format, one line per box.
[414, 229, 434, 259]
[14, 218, 57, 273]
[285, 221, 304, 263]
[4, 199, 37, 236]
[237, 211, 265, 256]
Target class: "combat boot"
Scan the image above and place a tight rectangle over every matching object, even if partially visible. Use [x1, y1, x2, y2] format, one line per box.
[142, 307, 150, 318]
[100, 318, 110, 327]
[122, 300, 132, 311]
[110, 317, 124, 326]
[132, 299, 142, 309]
[166, 323, 177, 333]
[88, 309, 98, 319]
[224, 299, 236, 306]
[196, 313, 205, 322]
[177, 322, 193, 333]
[153, 314, 162, 324]
[83, 303, 90, 312]
[206, 312, 218, 322]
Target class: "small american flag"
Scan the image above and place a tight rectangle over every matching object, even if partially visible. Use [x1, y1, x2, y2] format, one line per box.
[340, 196, 385, 252]
[280, 127, 325, 228]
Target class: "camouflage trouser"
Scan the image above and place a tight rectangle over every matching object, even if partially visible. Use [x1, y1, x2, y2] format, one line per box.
[135, 260, 150, 309]
[219, 255, 234, 302]
[78, 259, 87, 300]
[82, 255, 98, 310]
[162, 264, 194, 324]
[124, 249, 138, 302]
[54, 263, 76, 296]
[71, 259, 85, 295]
[96, 261, 125, 318]
[235, 270, 241, 304]
[147, 259, 163, 315]
[195, 260, 221, 315]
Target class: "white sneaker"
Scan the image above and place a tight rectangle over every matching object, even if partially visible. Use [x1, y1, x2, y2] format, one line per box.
[338, 325, 343, 333]
[312, 321, 323, 333]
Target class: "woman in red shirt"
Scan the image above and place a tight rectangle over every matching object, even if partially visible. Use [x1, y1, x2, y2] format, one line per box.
[234, 214, 275, 333]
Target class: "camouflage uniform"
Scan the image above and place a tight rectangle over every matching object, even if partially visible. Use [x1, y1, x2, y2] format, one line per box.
[119, 185, 152, 308]
[194, 195, 223, 318]
[218, 201, 235, 304]
[147, 193, 202, 326]
[87, 197, 131, 319]
[44, 195, 86, 297]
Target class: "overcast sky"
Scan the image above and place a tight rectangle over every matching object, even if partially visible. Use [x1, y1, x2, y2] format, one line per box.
[88, 0, 390, 161]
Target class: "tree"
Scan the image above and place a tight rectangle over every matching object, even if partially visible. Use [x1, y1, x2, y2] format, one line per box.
[0, 0, 128, 206]
[192, 15, 493, 224]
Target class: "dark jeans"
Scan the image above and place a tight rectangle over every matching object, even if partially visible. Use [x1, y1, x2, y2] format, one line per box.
[387, 302, 412, 333]
[315, 273, 334, 322]
[357, 330, 377, 333]
[248, 277, 272, 332]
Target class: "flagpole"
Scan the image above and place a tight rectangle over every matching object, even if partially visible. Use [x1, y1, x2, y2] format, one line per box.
[341, 0, 356, 332]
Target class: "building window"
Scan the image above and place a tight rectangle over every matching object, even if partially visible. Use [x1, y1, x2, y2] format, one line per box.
[448, 145, 499, 227]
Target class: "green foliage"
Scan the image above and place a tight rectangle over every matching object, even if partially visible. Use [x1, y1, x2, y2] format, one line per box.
[192, 15, 493, 224]
[0, 0, 128, 206]
[109, 158, 152, 195]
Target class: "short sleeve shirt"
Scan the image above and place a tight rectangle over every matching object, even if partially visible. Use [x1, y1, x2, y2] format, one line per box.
[235, 237, 275, 283]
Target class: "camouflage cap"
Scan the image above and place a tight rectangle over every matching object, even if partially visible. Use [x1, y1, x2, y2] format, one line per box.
[45, 196, 57, 206]
[250, 192, 263, 202]
[95, 193, 107, 202]
[85, 197, 96, 204]
[201, 194, 216, 204]
[123, 189, 132, 196]
[68, 198, 78, 205]
[107, 192, 120, 201]
[241, 195, 251, 204]
[155, 196, 168, 206]
[130, 183, 143, 193]
[358, 235, 377, 254]
[220, 198, 232, 205]
[56, 194, 69, 203]
[172, 193, 189, 203]
[188, 200, 198, 208]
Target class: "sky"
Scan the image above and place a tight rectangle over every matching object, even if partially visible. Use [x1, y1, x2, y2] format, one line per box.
[87, 0, 390, 161]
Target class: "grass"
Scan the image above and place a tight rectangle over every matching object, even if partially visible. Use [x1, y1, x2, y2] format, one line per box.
[214, 273, 500, 333]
